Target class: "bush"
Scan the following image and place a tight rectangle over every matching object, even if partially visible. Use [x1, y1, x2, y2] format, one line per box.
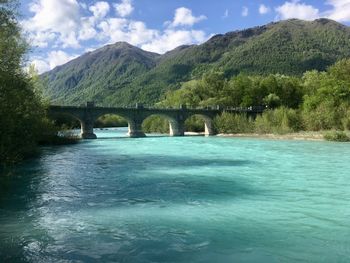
[142, 116, 169, 133]
[302, 99, 339, 131]
[214, 112, 255, 134]
[255, 107, 302, 134]
[185, 116, 205, 132]
[324, 131, 350, 142]
[263, 93, 281, 108]
[37, 118, 80, 146]
[95, 114, 128, 128]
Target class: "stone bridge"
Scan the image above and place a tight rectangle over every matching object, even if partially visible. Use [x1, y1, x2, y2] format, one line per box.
[48, 103, 265, 139]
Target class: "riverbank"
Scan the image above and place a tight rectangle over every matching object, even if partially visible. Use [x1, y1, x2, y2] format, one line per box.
[183, 131, 350, 142]
[183, 131, 325, 141]
[217, 131, 325, 141]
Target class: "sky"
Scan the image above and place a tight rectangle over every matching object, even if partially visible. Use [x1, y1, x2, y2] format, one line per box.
[19, 0, 350, 73]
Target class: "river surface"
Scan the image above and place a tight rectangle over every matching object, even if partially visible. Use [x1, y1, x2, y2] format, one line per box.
[1, 127, 350, 262]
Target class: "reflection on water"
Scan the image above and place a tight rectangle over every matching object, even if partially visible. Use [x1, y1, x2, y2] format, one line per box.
[1, 127, 350, 262]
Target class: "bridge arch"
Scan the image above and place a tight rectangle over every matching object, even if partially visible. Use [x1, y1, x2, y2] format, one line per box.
[141, 113, 184, 137]
[184, 113, 216, 136]
[48, 111, 87, 137]
[93, 112, 144, 138]
[94, 114, 128, 128]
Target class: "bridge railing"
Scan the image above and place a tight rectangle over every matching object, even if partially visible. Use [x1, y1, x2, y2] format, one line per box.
[51, 102, 267, 112]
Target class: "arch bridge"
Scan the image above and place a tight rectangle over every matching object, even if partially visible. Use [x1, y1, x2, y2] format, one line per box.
[48, 103, 265, 139]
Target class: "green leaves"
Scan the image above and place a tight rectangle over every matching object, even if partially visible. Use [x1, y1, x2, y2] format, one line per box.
[159, 58, 350, 134]
[301, 59, 350, 131]
[161, 72, 303, 110]
[0, 0, 47, 165]
[43, 19, 350, 106]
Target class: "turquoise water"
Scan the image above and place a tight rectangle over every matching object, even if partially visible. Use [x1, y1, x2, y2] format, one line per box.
[1, 127, 350, 262]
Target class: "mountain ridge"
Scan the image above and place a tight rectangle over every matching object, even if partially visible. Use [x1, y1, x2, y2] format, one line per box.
[42, 18, 350, 106]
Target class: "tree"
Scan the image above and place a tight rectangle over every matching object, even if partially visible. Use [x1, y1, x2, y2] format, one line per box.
[0, 0, 46, 164]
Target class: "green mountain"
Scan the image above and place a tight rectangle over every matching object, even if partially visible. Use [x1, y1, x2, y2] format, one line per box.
[42, 42, 160, 105]
[42, 18, 350, 106]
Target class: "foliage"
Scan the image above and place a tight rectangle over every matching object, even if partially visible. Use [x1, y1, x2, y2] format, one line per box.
[142, 116, 169, 133]
[37, 119, 79, 146]
[214, 113, 254, 134]
[152, 57, 350, 135]
[302, 59, 350, 131]
[160, 72, 303, 109]
[185, 116, 205, 132]
[95, 114, 128, 128]
[7, 14, 348, 139]
[263, 93, 281, 108]
[42, 19, 350, 106]
[0, 1, 52, 165]
[142, 115, 207, 134]
[255, 108, 302, 134]
[324, 131, 350, 142]
[213, 108, 303, 135]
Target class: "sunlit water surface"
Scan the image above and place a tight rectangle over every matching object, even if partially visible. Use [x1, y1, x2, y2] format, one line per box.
[1, 128, 350, 262]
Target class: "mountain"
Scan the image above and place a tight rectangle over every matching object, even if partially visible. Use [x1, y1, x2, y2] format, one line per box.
[42, 18, 350, 106]
[42, 42, 160, 105]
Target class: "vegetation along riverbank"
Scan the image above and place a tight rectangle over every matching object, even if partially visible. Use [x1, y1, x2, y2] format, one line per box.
[0, 0, 78, 166]
[143, 58, 350, 143]
[1, 0, 350, 166]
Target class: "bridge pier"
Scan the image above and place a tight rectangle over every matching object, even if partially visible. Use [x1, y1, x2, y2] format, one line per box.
[81, 120, 97, 139]
[204, 118, 216, 136]
[128, 120, 146, 138]
[169, 120, 185, 136]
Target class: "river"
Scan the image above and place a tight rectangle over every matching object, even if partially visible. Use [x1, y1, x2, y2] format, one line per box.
[1, 127, 350, 262]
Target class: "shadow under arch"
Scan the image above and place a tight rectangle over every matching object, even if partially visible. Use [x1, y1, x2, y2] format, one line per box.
[184, 113, 216, 136]
[141, 113, 183, 137]
[48, 111, 84, 135]
[93, 112, 140, 138]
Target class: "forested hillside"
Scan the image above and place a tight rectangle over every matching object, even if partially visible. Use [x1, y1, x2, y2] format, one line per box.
[42, 18, 350, 106]
[142, 58, 350, 139]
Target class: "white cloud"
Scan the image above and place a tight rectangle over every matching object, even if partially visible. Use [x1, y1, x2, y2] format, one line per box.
[141, 29, 208, 54]
[259, 4, 271, 14]
[27, 31, 57, 48]
[89, 1, 110, 19]
[79, 17, 97, 40]
[31, 50, 78, 74]
[242, 6, 249, 17]
[97, 6, 209, 53]
[25, 1, 210, 70]
[79, 2, 111, 41]
[22, 0, 81, 48]
[275, 1, 320, 20]
[61, 32, 80, 48]
[98, 18, 130, 43]
[31, 59, 50, 73]
[98, 18, 159, 46]
[325, 0, 350, 22]
[114, 0, 134, 17]
[128, 21, 159, 46]
[171, 7, 207, 27]
[47, 50, 78, 69]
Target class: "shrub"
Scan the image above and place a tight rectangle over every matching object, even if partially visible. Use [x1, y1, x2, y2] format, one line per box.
[255, 107, 302, 134]
[142, 116, 169, 133]
[214, 112, 255, 134]
[95, 114, 128, 128]
[324, 131, 350, 142]
[185, 116, 205, 132]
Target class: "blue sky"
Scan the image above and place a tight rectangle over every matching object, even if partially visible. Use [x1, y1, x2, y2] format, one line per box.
[19, 0, 350, 73]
